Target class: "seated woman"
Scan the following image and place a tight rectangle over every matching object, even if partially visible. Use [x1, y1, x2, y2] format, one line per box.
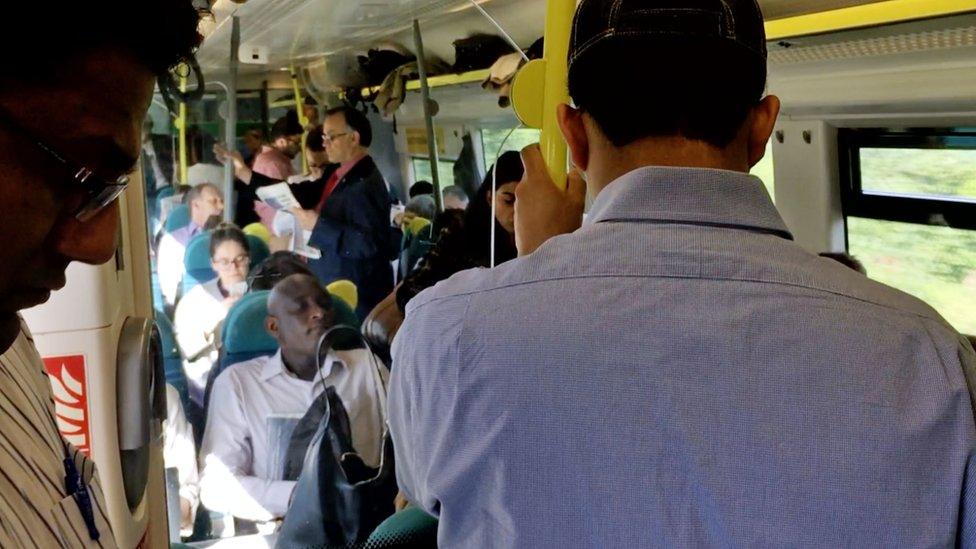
[395, 150, 523, 312]
[175, 223, 251, 407]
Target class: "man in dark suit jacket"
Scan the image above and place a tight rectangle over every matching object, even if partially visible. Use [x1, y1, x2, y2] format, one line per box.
[290, 106, 395, 318]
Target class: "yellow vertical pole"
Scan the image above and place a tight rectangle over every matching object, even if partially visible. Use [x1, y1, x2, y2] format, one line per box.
[178, 73, 189, 185]
[539, 0, 575, 190]
[290, 65, 309, 173]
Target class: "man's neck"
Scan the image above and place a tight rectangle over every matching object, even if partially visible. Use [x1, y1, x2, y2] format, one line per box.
[342, 149, 368, 169]
[282, 352, 318, 382]
[588, 137, 748, 197]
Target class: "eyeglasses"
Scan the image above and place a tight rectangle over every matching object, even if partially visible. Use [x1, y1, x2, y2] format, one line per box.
[0, 106, 129, 222]
[213, 254, 250, 269]
[322, 132, 349, 143]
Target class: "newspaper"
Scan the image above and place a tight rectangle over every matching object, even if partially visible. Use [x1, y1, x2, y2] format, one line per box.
[271, 210, 322, 260]
[256, 183, 301, 211]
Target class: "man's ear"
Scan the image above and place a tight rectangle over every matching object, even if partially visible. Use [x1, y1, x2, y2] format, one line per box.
[265, 316, 279, 340]
[747, 95, 781, 168]
[351, 130, 362, 148]
[557, 104, 590, 173]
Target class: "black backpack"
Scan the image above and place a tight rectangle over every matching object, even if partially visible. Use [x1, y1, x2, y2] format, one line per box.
[452, 34, 514, 72]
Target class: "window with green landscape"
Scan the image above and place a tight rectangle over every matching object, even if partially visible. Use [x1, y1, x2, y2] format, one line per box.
[848, 218, 976, 335]
[847, 145, 976, 336]
[860, 148, 976, 200]
[411, 158, 456, 190]
[481, 128, 542, 168]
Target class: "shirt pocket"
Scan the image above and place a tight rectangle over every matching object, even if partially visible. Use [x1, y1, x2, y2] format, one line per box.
[49, 492, 117, 549]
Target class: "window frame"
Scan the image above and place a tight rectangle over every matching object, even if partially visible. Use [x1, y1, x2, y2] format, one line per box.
[839, 128, 976, 235]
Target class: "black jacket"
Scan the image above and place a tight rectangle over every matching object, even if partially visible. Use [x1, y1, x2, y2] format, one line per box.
[306, 156, 395, 317]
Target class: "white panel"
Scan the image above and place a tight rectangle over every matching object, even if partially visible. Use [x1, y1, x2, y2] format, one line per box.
[772, 120, 846, 253]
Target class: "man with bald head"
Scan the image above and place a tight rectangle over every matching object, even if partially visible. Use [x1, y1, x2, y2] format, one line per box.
[200, 274, 388, 527]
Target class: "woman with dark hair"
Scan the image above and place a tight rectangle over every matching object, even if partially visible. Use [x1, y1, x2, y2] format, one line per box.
[395, 150, 524, 312]
[175, 223, 252, 406]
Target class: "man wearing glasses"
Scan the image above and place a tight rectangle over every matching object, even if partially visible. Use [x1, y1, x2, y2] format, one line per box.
[218, 106, 396, 319]
[0, 3, 201, 546]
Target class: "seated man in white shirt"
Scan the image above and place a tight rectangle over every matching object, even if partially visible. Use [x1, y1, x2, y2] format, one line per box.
[199, 274, 388, 526]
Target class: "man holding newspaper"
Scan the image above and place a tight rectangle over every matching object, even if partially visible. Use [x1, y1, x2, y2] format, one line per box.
[216, 105, 396, 318]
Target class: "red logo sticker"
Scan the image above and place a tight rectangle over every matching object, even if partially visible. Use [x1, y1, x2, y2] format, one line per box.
[42, 355, 91, 457]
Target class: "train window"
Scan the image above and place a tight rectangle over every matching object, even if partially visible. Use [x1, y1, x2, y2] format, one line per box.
[481, 128, 541, 168]
[751, 141, 776, 202]
[411, 157, 456, 189]
[840, 129, 976, 335]
[860, 148, 976, 200]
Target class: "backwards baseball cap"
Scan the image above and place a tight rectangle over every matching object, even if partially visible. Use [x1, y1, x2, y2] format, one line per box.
[568, 0, 768, 101]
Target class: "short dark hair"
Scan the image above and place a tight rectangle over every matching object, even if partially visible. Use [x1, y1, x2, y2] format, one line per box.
[209, 223, 250, 259]
[326, 106, 373, 148]
[409, 181, 434, 198]
[247, 252, 315, 291]
[569, 29, 765, 148]
[270, 110, 303, 140]
[4, 2, 202, 83]
[306, 125, 325, 152]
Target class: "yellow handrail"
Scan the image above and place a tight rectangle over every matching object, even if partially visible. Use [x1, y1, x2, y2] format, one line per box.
[538, 0, 574, 190]
[290, 65, 309, 173]
[766, 0, 976, 40]
[178, 73, 188, 185]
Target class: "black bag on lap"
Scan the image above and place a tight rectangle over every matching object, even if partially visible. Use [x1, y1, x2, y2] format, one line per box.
[276, 328, 397, 549]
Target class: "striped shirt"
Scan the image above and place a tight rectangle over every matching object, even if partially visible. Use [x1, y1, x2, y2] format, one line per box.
[0, 319, 117, 548]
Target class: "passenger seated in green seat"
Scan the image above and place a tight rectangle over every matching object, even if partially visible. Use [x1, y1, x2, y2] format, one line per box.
[174, 224, 250, 408]
[199, 274, 387, 530]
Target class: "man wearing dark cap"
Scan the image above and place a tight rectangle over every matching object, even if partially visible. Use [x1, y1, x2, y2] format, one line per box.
[390, 1, 976, 546]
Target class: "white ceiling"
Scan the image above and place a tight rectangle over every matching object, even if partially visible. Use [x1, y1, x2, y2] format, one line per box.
[196, 0, 892, 77]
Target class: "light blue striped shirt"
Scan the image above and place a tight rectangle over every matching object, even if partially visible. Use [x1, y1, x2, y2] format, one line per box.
[389, 167, 976, 548]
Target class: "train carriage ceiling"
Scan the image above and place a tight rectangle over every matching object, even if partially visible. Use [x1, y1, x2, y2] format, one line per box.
[196, 0, 892, 76]
[194, 0, 976, 121]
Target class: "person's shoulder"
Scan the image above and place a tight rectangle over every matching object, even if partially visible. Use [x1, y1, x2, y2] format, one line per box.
[214, 354, 272, 388]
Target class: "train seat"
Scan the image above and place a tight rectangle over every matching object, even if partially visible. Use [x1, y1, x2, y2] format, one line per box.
[163, 204, 191, 234]
[326, 280, 358, 311]
[366, 507, 438, 548]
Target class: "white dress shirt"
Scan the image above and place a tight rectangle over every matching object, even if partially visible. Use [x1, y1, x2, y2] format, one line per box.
[174, 279, 228, 406]
[157, 221, 203, 307]
[199, 349, 388, 522]
[164, 384, 200, 536]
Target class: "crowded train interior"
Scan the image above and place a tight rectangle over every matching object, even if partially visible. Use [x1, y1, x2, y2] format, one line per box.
[14, 0, 976, 547]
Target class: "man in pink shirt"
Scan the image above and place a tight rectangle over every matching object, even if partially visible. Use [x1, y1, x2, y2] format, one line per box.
[253, 111, 303, 181]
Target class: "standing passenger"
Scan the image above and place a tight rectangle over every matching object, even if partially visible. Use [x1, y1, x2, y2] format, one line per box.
[252, 111, 303, 181]
[0, 3, 201, 546]
[285, 107, 395, 318]
[389, 0, 976, 546]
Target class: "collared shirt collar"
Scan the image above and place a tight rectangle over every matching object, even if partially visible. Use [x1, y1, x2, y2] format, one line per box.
[586, 166, 792, 240]
[335, 152, 368, 182]
[259, 349, 346, 382]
